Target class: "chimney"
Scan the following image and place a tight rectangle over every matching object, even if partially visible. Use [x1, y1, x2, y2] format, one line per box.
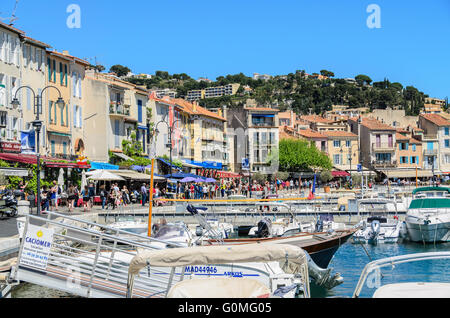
[192, 101, 197, 112]
[63, 50, 69, 56]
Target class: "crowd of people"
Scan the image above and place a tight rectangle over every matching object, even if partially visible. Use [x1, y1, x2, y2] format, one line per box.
[4, 174, 449, 215]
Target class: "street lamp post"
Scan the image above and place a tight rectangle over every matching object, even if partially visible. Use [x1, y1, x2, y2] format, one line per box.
[155, 119, 182, 179]
[11, 86, 65, 216]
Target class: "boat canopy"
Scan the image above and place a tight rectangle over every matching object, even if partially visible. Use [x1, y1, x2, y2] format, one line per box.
[409, 198, 450, 209]
[412, 187, 450, 195]
[128, 243, 307, 275]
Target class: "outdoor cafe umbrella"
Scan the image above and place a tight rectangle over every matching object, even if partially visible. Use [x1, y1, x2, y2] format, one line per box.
[180, 177, 196, 183]
[57, 168, 64, 187]
[204, 178, 217, 183]
[81, 170, 87, 189]
[87, 170, 125, 181]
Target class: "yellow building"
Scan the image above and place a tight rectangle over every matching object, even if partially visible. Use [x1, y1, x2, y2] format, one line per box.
[322, 131, 359, 172]
[45, 50, 73, 158]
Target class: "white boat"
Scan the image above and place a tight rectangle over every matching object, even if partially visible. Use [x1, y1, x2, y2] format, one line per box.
[126, 243, 312, 298]
[247, 202, 316, 238]
[189, 219, 235, 240]
[353, 251, 450, 298]
[352, 198, 403, 244]
[405, 187, 450, 243]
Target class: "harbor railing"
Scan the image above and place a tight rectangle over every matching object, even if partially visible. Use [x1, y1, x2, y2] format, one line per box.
[9, 211, 186, 298]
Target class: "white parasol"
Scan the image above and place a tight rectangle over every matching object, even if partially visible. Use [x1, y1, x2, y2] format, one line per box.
[87, 170, 125, 181]
[81, 170, 87, 189]
[57, 168, 64, 186]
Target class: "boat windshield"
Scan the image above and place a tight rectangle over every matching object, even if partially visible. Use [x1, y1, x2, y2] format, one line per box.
[154, 224, 188, 240]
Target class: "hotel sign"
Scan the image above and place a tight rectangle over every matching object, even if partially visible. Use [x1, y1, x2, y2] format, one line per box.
[0, 141, 21, 153]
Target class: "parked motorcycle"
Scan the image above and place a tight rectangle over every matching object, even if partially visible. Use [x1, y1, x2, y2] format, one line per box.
[0, 190, 18, 218]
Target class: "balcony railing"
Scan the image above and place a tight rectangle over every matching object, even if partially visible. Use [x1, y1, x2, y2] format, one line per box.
[372, 160, 397, 168]
[422, 134, 437, 140]
[109, 102, 130, 116]
[424, 149, 438, 156]
[372, 142, 395, 152]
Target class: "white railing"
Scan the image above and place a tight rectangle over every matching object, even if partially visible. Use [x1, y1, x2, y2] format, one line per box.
[11, 212, 185, 298]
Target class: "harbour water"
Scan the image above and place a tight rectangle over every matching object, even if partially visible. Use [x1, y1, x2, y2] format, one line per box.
[11, 240, 450, 298]
[314, 241, 450, 298]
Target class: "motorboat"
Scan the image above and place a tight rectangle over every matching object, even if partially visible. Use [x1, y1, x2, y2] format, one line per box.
[353, 251, 450, 298]
[352, 198, 404, 244]
[247, 202, 315, 238]
[127, 243, 312, 298]
[405, 186, 450, 243]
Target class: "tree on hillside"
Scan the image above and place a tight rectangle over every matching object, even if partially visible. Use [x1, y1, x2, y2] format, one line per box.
[320, 70, 335, 78]
[110, 65, 131, 77]
[355, 74, 372, 86]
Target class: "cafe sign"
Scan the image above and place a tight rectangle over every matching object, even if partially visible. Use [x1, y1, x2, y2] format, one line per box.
[0, 141, 21, 153]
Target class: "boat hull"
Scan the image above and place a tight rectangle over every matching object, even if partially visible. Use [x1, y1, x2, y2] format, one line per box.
[206, 230, 356, 269]
[405, 219, 450, 243]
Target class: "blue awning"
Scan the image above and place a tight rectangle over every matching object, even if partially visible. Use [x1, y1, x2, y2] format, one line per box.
[157, 157, 182, 170]
[89, 162, 119, 171]
[202, 161, 223, 170]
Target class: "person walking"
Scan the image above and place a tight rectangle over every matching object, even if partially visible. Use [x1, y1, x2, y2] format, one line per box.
[67, 184, 76, 212]
[81, 186, 90, 212]
[99, 185, 107, 210]
[50, 181, 59, 211]
[141, 183, 147, 206]
[41, 186, 50, 212]
[88, 183, 96, 210]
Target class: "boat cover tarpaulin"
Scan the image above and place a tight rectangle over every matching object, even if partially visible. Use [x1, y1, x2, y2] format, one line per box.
[167, 278, 270, 298]
[129, 243, 306, 275]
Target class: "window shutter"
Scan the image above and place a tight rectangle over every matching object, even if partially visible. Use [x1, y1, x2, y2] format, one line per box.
[73, 105, 76, 127]
[65, 104, 68, 126]
[37, 88, 42, 114]
[72, 73, 76, 97]
[79, 107, 82, 128]
[48, 101, 52, 123]
[78, 74, 82, 98]
[27, 89, 31, 110]
[41, 124, 46, 148]
[48, 58, 52, 82]
[0, 32, 3, 61]
[54, 101, 57, 124]
[23, 44, 27, 67]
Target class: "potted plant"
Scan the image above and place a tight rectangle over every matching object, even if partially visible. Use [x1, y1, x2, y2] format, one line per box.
[320, 170, 333, 193]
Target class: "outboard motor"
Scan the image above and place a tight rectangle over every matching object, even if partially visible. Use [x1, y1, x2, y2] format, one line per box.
[255, 218, 272, 238]
[315, 219, 324, 232]
[369, 220, 381, 243]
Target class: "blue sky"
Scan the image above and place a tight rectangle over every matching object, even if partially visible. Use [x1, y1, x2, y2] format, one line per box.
[3, 0, 450, 99]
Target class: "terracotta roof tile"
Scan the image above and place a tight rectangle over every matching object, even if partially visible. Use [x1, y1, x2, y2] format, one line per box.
[420, 114, 450, 127]
[349, 117, 396, 131]
[300, 115, 334, 124]
[298, 129, 327, 139]
[321, 131, 358, 138]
